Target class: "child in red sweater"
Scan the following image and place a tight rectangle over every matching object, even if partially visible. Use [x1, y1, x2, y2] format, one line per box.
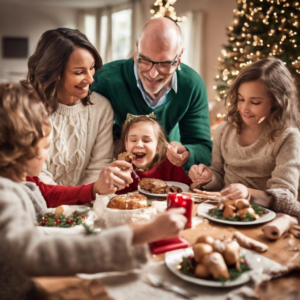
[117, 114, 192, 194]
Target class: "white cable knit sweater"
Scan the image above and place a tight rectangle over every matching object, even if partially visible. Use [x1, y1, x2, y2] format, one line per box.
[39, 92, 114, 186]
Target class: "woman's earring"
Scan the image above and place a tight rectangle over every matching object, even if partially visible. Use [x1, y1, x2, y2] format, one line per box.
[177, 65, 181, 71]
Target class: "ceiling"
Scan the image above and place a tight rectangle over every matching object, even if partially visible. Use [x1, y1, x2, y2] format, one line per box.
[0, 0, 129, 8]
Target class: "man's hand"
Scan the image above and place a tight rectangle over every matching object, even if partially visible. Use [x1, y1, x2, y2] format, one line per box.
[220, 183, 249, 200]
[188, 164, 212, 185]
[167, 141, 190, 167]
[93, 161, 133, 196]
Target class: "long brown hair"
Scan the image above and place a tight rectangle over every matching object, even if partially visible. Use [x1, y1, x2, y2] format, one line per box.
[23, 28, 102, 113]
[226, 58, 300, 140]
[0, 83, 51, 182]
[118, 116, 169, 170]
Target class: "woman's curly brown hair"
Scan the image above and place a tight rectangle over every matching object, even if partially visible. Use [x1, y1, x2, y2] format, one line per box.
[226, 57, 300, 141]
[117, 116, 169, 170]
[22, 28, 102, 114]
[0, 83, 51, 181]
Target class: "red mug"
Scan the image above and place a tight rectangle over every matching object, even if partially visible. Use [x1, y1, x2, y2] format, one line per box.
[167, 193, 193, 229]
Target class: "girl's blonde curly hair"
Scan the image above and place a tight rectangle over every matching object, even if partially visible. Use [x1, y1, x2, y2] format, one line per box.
[0, 83, 51, 181]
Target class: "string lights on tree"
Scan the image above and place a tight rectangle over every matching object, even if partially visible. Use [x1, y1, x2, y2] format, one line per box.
[214, 0, 300, 102]
[150, 0, 184, 23]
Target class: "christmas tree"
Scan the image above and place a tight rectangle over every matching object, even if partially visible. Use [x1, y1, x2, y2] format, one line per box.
[214, 0, 300, 101]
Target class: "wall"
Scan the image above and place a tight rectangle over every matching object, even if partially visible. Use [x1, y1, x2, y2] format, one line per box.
[140, 0, 236, 100]
[0, 3, 78, 80]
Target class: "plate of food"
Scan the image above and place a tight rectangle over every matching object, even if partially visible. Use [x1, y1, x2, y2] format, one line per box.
[138, 178, 189, 197]
[165, 235, 267, 287]
[37, 205, 98, 235]
[197, 200, 276, 225]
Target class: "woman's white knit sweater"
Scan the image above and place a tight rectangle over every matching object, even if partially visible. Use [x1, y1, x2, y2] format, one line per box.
[39, 92, 114, 186]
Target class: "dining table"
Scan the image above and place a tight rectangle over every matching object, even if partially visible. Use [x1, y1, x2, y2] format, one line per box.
[32, 198, 300, 300]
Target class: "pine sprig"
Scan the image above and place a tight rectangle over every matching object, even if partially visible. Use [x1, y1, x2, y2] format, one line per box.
[37, 209, 90, 228]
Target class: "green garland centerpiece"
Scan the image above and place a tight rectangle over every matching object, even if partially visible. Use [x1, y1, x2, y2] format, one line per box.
[37, 209, 90, 228]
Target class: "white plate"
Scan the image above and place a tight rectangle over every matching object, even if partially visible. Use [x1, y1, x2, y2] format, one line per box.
[38, 207, 97, 236]
[138, 181, 189, 197]
[197, 203, 276, 226]
[165, 247, 262, 287]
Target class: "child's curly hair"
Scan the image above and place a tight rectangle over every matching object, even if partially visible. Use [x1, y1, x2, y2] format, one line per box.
[117, 116, 169, 170]
[0, 83, 51, 181]
[226, 57, 300, 141]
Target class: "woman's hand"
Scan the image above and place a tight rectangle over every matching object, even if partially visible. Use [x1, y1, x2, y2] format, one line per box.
[220, 183, 249, 200]
[167, 141, 190, 167]
[131, 208, 187, 246]
[93, 161, 133, 196]
[188, 164, 212, 185]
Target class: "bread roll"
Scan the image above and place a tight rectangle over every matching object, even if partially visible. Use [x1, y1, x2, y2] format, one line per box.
[203, 252, 230, 279]
[193, 243, 213, 263]
[196, 235, 215, 246]
[194, 264, 211, 279]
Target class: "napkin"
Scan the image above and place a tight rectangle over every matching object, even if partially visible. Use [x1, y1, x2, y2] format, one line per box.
[33, 277, 112, 300]
[262, 213, 298, 240]
[233, 231, 268, 253]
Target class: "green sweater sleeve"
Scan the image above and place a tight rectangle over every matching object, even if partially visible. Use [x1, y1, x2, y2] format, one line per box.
[178, 73, 212, 171]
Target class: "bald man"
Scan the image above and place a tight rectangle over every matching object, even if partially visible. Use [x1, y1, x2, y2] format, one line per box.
[93, 17, 212, 171]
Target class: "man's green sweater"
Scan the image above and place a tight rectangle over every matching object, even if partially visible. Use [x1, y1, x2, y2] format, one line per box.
[93, 58, 212, 171]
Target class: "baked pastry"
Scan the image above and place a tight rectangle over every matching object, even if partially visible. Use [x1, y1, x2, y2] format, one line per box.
[107, 194, 148, 210]
[118, 152, 136, 163]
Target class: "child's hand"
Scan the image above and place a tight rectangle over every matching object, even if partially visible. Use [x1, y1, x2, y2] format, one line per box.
[93, 161, 133, 196]
[131, 208, 187, 245]
[220, 183, 249, 200]
[167, 141, 190, 167]
[188, 164, 212, 185]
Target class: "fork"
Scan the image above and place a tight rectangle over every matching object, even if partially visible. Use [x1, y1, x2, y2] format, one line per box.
[131, 168, 141, 182]
[146, 273, 197, 299]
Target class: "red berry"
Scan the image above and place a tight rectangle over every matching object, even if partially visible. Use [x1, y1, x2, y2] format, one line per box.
[75, 211, 78, 214]
[41, 221, 46, 226]
[67, 220, 71, 224]
[56, 219, 60, 224]
[240, 215, 245, 220]
[80, 214, 85, 218]
[263, 210, 267, 214]
[65, 216, 69, 219]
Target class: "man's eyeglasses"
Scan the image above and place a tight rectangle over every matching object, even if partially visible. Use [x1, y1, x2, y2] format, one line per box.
[137, 53, 179, 75]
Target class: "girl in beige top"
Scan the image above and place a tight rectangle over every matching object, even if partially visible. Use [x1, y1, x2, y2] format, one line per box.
[189, 58, 300, 221]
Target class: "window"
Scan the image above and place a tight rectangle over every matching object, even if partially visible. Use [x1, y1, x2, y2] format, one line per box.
[83, 14, 96, 47]
[100, 15, 108, 61]
[111, 9, 132, 60]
